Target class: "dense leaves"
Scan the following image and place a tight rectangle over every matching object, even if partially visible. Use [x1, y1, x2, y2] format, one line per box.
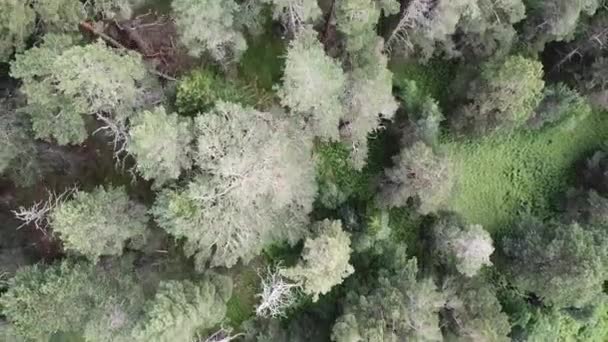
[50, 186, 148, 260]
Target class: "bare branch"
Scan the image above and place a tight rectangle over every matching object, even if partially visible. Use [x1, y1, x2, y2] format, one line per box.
[255, 264, 301, 318]
[11, 187, 77, 233]
[195, 326, 244, 342]
[384, 0, 434, 55]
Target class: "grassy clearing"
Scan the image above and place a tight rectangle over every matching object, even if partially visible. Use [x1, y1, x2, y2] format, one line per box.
[443, 110, 608, 232]
[224, 258, 264, 327]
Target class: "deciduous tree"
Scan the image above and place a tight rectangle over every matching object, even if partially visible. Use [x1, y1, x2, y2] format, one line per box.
[501, 217, 608, 308]
[431, 214, 494, 277]
[0, 260, 144, 341]
[332, 257, 446, 341]
[441, 276, 511, 341]
[451, 55, 545, 135]
[49, 186, 148, 260]
[281, 220, 354, 301]
[379, 142, 454, 214]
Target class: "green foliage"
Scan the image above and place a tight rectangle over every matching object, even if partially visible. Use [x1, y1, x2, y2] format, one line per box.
[314, 141, 364, 209]
[332, 257, 446, 341]
[0, 98, 40, 186]
[0, 260, 144, 341]
[451, 55, 545, 136]
[50, 186, 148, 260]
[442, 276, 511, 341]
[0, 0, 35, 62]
[335, 0, 398, 54]
[278, 26, 346, 140]
[11, 36, 146, 145]
[445, 108, 608, 231]
[261, 0, 322, 31]
[32, 0, 86, 32]
[175, 69, 258, 115]
[172, 0, 246, 60]
[341, 41, 398, 169]
[282, 220, 354, 302]
[386, 0, 525, 60]
[431, 214, 494, 277]
[379, 142, 454, 214]
[132, 275, 232, 342]
[529, 82, 591, 130]
[52, 40, 146, 115]
[396, 79, 444, 147]
[523, 0, 600, 51]
[152, 101, 316, 268]
[128, 106, 193, 186]
[501, 217, 608, 308]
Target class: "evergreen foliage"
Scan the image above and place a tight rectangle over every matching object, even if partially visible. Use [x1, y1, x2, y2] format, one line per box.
[49, 186, 148, 260]
[281, 220, 354, 302]
[152, 101, 316, 268]
[0, 0, 35, 62]
[128, 107, 193, 186]
[172, 0, 247, 61]
[278, 26, 346, 140]
[132, 275, 232, 342]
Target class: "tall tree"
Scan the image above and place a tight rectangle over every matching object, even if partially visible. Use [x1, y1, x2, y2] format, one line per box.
[172, 0, 247, 61]
[262, 0, 322, 33]
[0, 0, 35, 62]
[523, 0, 600, 51]
[152, 101, 316, 268]
[278, 26, 346, 140]
[379, 142, 454, 214]
[127, 106, 193, 186]
[10, 36, 147, 145]
[131, 275, 232, 342]
[384, 0, 526, 60]
[431, 214, 494, 277]
[501, 217, 608, 308]
[441, 276, 511, 341]
[450, 55, 545, 135]
[0, 260, 144, 341]
[282, 220, 354, 302]
[49, 186, 148, 261]
[332, 257, 446, 341]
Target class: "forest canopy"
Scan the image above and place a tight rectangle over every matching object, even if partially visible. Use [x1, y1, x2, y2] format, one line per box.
[1, 0, 608, 341]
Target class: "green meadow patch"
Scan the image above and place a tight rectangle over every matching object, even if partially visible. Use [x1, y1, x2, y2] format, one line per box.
[444, 110, 608, 232]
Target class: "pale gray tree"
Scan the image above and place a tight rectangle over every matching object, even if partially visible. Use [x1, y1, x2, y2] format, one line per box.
[127, 106, 193, 186]
[152, 102, 316, 268]
[278, 26, 346, 140]
[282, 220, 354, 302]
[172, 0, 247, 61]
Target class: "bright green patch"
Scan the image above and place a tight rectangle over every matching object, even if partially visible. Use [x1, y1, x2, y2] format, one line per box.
[224, 259, 264, 327]
[390, 58, 457, 107]
[444, 110, 608, 232]
[239, 31, 286, 91]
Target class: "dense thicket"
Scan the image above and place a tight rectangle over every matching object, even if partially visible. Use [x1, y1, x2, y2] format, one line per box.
[2, 0, 608, 341]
